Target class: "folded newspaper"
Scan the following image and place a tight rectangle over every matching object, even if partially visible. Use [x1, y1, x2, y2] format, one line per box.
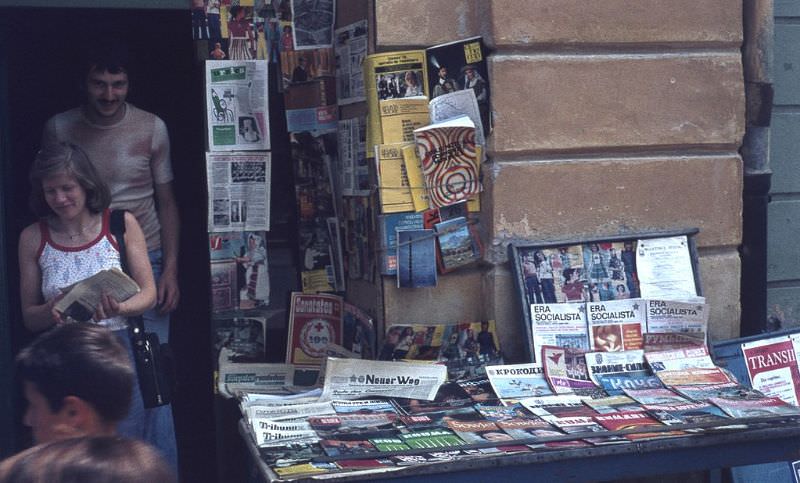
[53, 268, 140, 322]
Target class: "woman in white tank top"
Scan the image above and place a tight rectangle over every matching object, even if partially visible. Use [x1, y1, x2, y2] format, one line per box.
[18, 142, 156, 332]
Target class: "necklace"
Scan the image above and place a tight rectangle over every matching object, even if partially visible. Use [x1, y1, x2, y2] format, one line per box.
[63, 216, 100, 241]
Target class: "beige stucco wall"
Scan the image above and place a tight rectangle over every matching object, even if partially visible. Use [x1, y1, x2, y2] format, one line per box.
[372, 0, 745, 360]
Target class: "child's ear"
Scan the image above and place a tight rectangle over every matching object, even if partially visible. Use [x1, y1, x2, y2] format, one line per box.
[59, 395, 98, 434]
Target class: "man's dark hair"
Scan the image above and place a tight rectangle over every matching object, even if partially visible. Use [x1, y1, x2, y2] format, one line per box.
[83, 39, 130, 76]
[16, 324, 134, 424]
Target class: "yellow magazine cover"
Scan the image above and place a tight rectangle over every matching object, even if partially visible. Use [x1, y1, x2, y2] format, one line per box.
[375, 143, 415, 213]
[363, 50, 428, 151]
[379, 97, 430, 144]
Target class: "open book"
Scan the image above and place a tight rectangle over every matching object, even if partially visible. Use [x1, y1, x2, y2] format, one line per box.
[54, 268, 140, 322]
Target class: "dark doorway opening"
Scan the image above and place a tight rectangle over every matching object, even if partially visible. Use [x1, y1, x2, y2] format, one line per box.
[0, 7, 215, 481]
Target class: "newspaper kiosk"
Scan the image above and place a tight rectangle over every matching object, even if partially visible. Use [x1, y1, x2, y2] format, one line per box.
[232, 231, 800, 482]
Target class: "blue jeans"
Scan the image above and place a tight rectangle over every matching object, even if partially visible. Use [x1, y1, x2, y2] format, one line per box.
[144, 249, 170, 343]
[115, 249, 178, 472]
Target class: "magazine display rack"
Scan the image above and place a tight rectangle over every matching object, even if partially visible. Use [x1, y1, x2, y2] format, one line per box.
[508, 229, 702, 362]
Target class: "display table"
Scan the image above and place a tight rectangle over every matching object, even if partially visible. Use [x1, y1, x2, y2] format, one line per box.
[240, 416, 800, 482]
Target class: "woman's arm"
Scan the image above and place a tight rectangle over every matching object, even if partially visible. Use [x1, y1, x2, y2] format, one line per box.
[96, 212, 157, 320]
[19, 224, 62, 332]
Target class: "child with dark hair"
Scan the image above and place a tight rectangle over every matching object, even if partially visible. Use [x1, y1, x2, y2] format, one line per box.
[15, 324, 135, 444]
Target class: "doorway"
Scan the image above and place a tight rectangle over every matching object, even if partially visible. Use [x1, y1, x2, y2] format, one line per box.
[0, 7, 215, 481]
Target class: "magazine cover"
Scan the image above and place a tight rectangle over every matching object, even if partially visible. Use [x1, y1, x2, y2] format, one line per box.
[443, 321, 503, 380]
[338, 117, 370, 196]
[363, 50, 428, 148]
[342, 302, 376, 360]
[320, 439, 377, 457]
[586, 298, 645, 351]
[280, 47, 335, 89]
[643, 402, 729, 426]
[708, 396, 800, 418]
[397, 229, 437, 288]
[741, 334, 800, 405]
[596, 374, 663, 397]
[398, 429, 465, 449]
[380, 97, 430, 144]
[286, 292, 343, 365]
[593, 411, 683, 441]
[377, 212, 425, 275]
[671, 382, 766, 403]
[585, 350, 648, 386]
[497, 419, 589, 449]
[289, 0, 335, 49]
[582, 241, 640, 300]
[334, 19, 367, 105]
[446, 420, 513, 444]
[518, 245, 586, 304]
[485, 363, 554, 403]
[425, 36, 490, 135]
[645, 298, 708, 336]
[413, 115, 481, 208]
[623, 388, 691, 406]
[375, 143, 415, 213]
[214, 316, 267, 363]
[434, 216, 482, 272]
[530, 302, 590, 361]
[291, 130, 341, 292]
[378, 324, 447, 361]
[205, 60, 271, 151]
[453, 377, 495, 404]
[474, 403, 529, 422]
[584, 395, 642, 415]
[206, 153, 272, 232]
[209, 231, 270, 310]
[284, 76, 338, 131]
[541, 345, 601, 397]
[210, 260, 238, 313]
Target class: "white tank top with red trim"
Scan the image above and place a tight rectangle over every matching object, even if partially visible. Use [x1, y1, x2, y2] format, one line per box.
[38, 209, 127, 331]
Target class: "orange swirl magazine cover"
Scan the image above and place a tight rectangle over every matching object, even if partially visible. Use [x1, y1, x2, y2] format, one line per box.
[413, 115, 481, 209]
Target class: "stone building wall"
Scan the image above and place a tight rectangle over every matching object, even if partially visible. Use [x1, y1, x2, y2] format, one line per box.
[371, 0, 745, 360]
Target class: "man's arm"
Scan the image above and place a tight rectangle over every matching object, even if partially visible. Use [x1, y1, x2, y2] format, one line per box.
[155, 181, 180, 314]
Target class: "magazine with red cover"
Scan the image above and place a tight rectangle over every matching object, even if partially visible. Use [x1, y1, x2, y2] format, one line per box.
[286, 292, 343, 365]
[741, 335, 800, 406]
[594, 410, 684, 441]
[497, 418, 590, 449]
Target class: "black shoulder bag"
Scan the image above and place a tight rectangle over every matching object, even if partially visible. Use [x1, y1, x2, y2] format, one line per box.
[110, 210, 174, 408]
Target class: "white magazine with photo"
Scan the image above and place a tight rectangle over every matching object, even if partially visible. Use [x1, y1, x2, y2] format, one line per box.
[531, 302, 589, 361]
[485, 363, 553, 403]
[645, 298, 708, 336]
